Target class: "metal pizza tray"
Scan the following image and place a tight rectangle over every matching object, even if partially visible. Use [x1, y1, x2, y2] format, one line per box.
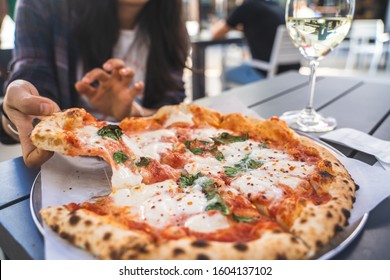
[30, 135, 368, 260]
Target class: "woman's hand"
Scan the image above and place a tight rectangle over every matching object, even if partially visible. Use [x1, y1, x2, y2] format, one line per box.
[75, 58, 144, 121]
[2, 80, 60, 168]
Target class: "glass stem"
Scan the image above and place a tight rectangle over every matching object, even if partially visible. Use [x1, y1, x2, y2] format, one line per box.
[306, 60, 319, 113]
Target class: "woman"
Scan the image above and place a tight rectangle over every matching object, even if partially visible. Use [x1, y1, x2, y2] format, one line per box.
[0, 0, 190, 167]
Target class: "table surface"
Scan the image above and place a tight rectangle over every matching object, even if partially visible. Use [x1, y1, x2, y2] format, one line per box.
[1, 71, 389, 260]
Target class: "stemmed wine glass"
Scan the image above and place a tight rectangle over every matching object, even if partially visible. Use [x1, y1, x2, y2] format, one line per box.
[280, 0, 355, 132]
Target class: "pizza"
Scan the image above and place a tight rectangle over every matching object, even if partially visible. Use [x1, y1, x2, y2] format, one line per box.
[30, 104, 356, 260]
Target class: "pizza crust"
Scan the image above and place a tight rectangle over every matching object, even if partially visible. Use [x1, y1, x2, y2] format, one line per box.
[40, 206, 153, 260]
[288, 136, 355, 256]
[40, 206, 309, 260]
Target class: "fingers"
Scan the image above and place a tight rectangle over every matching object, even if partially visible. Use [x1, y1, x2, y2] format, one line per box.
[103, 58, 126, 72]
[75, 80, 97, 99]
[103, 58, 136, 85]
[4, 80, 60, 117]
[22, 144, 54, 169]
[2, 80, 60, 168]
[132, 81, 144, 96]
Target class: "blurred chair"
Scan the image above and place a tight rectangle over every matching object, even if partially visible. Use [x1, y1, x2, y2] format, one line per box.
[345, 19, 385, 75]
[222, 25, 302, 89]
[245, 25, 302, 78]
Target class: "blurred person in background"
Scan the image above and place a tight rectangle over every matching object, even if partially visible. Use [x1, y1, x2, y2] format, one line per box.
[212, 0, 300, 83]
[0, 0, 189, 167]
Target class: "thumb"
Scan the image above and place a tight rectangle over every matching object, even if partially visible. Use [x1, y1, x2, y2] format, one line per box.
[19, 95, 60, 116]
[5, 80, 61, 116]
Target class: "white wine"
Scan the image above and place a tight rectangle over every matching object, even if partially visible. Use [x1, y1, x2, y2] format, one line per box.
[287, 17, 352, 60]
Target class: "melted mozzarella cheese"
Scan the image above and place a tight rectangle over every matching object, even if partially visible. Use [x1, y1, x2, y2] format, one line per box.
[278, 176, 303, 190]
[219, 140, 256, 166]
[230, 170, 284, 202]
[190, 128, 227, 142]
[76, 125, 103, 147]
[164, 110, 194, 127]
[250, 148, 290, 161]
[111, 165, 143, 189]
[184, 156, 223, 176]
[261, 160, 314, 177]
[184, 212, 230, 233]
[111, 179, 214, 229]
[122, 129, 175, 160]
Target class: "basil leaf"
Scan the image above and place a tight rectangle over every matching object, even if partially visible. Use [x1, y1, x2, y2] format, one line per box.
[223, 154, 264, 177]
[214, 150, 225, 161]
[205, 201, 230, 216]
[259, 142, 268, 149]
[113, 151, 129, 164]
[189, 147, 204, 155]
[233, 214, 258, 223]
[212, 132, 248, 145]
[135, 157, 151, 167]
[179, 173, 202, 188]
[97, 125, 123, 141]
[246, 159, 264, 169]
[223, 166, 243, 178]
[184, 140, 191, 149]
[201, 179, 219, 200]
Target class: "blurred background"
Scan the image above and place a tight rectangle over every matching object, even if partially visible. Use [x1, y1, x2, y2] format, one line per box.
[1, 0, 390, 162]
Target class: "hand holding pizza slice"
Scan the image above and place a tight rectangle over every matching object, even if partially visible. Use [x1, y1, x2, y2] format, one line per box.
[31, 104, 356, 259]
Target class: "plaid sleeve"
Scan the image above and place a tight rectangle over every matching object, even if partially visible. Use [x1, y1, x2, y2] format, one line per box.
[6, 0, 63, 105]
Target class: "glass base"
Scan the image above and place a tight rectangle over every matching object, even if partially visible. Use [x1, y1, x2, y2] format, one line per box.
[279, 108, 337, 132]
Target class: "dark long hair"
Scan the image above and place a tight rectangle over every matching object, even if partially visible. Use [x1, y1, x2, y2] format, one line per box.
[69, 0, 189, 108]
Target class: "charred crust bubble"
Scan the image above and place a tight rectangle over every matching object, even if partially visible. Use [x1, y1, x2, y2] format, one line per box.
[60, 232, 75, 243]
[323, 160, 332, 168]
[103, 232, 112, 241]
[334, 224, 343, 233]
[85, 241, 91, 250]
[110, 247, 126, 260]
[196, 254, 210, 260]
[341, 208, 351, 219]
[50, 224, 59, 233]
[316, 240, 324, 248]
[290, 237, 298, 244]
[233, 243, 248, 252]
[343, 179, 349, 184]
[84, 220, 92, 226]
[334, 162, 340, 167]
[191, 240, 209, 248]
[326, 211, 333, 218]
[355, 184, 360, 191]
[173, 248, 185, 257]
[276, 254, 287, 260]
[136, 245, 149, 254]
[69, 215, 80, 226]
[318, 171, 334, 181]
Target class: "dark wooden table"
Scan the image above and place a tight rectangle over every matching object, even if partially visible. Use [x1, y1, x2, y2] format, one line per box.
[1, 71, 389, 259]
[191, 30, 244, 100]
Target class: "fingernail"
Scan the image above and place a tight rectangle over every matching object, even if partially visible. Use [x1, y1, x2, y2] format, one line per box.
[103, 63, 112, 70]
[120, 68, 130, 74]
[82, 77, 91, 83]
[40, 103, 53, 115]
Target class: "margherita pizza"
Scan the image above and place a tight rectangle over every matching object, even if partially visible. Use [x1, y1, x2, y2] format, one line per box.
[31, 104, 356, 260]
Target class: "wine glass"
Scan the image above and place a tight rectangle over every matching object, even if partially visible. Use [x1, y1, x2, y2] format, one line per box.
[280, 0, 355, 132]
